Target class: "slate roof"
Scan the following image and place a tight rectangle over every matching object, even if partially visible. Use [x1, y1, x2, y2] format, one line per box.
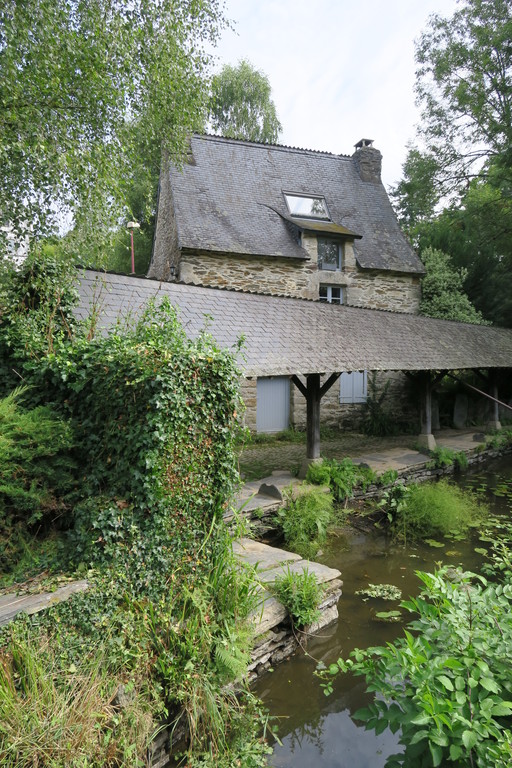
[165, 134, 424, 274]
[76, 271, 512, 377]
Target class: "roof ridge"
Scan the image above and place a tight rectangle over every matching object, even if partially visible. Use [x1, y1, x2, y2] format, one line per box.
[193, 132, 352, 160]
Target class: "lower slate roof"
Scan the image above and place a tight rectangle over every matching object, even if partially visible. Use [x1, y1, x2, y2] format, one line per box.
[76, 271, 512, 378]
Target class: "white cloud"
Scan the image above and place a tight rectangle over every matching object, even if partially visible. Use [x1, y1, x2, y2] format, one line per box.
[213, 0, 458, 188]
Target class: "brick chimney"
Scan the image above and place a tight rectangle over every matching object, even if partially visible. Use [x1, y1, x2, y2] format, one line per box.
[352, 138, 382, 182]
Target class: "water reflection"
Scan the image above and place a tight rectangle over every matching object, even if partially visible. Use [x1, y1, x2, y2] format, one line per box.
[255, 455, 512, 768]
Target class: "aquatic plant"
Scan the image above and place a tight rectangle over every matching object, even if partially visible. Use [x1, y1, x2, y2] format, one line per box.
[384, 480, 488, 543]
[276, 486, 333, 559]
[271, 567, 324, 629]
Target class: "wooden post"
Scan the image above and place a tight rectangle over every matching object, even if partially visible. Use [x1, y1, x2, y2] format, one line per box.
[417, 371, 436, 451]
[306, 374, 321, 460]
[489, 375, 502, 431]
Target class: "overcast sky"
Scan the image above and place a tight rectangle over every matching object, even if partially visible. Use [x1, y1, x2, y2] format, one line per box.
[211, 0, 458, 189]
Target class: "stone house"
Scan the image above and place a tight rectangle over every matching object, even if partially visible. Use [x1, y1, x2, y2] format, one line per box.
[148, 134, 426, 433]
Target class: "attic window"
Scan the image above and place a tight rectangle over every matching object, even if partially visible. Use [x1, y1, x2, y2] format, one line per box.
[284, 193, 330, 220]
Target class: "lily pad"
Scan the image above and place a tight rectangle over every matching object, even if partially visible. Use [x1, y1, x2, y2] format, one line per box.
[424, 539, 445, 548]
[374, 610, 402, 623]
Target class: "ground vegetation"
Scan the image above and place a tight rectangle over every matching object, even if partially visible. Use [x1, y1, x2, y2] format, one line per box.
[0, 255, 270, 766]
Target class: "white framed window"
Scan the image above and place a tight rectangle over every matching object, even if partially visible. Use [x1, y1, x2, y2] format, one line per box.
[319, 285, 344, 304]
[284, 193, 330, 220]
[318, 237, 343, 271]
[340, 371, 367, 404]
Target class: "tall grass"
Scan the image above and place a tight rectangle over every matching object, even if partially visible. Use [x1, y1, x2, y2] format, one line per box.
[0, 633, 153, 767]
[391, 479, 488, 542]
[277, 487, 333, 558]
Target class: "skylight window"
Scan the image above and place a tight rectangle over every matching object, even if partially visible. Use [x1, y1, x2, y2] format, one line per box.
[284, 193, 330, 220]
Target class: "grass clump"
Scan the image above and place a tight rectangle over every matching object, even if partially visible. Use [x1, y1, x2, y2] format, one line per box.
[0, 632, 154, 768]
[276, 486, 333, 558]
[389, 479, 488, 542]
[271, 567, 324, 628]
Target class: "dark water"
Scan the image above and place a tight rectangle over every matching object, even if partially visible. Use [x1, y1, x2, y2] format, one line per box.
[254, 455, 512, 768]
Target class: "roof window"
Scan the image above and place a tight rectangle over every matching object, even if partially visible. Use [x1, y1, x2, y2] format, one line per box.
[284, 193, 330, 220]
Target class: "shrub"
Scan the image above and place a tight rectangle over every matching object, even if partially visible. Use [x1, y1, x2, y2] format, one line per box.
[426, 446, 455, 469]
[306, 458, 377, 503]
[391, 479, 488, 542]
[361, 373, 396, 437]
[276, 486, 333, 559]
[319, 556, 512, 767]
[0, 388, 76, 575]
[271, 567, 324, 628]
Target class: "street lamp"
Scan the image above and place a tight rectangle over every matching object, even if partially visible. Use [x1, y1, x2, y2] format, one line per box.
[126, 221, 140, 274]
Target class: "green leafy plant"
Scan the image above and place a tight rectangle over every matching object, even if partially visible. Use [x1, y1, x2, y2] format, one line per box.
[361, 374, 396, 437]
[306, 458, 377, 503]
[0, 388, 76, 575]
[426, 446, 456, 469]
[318, 555, 512, 768]
[376, 469, 399, 487]
[271, 567, 324, 629]
[275, 486, 333, 559]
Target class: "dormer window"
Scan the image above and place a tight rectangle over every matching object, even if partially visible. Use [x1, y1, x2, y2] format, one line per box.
[318, 237, 343, 271]
[284, 193, 330, 220]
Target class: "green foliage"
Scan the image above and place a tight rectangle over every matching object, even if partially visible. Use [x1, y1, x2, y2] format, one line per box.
[318, 556, 512, 767]
[376, 469, 399, 487]
[0, 631, 154, 767]
[361, 374, 396, 436]
[426, 446, 456, 469]
[209, 59, 282, 144]
[0, 0, 226, 249]
[276, 486, 333, 559]
[0, 255, 269, 766]
[306, 457, 377, 502]
[271, 567, 324, 629]
[0, 388, 76, 575]
[389, 480, 488, 543]
[420, 248, 488, 325]
[486, 428, 512, 451]
[414, 0, 512, 195]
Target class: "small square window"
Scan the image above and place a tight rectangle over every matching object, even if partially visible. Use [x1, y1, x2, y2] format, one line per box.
[319, 285, 344, 304]
[318, 237, 343, 271]
[284, 193, 330, 220]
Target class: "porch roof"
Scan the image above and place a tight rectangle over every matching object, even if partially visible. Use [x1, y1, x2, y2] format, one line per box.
[76, 271, 512, 377]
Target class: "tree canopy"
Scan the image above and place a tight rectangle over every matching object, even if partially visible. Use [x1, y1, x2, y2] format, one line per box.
[414, 0, 512, 195]
[208, 59, 282, 144]
[0, 0, 226, 252]
[391, 0, 512, 327]
[419, 247, 488, 325]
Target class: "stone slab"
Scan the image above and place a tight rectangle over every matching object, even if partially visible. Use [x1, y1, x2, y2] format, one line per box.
[0, 580, 89, 627]
[256, 558, 341, 585]
[233, 538, 301, 570]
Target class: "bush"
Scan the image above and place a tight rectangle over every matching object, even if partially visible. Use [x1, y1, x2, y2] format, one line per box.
[391, 479, 488, 542]
[306, 458, 377, 502]
[271, 567, 324, 628]
[319, 556, 512, 767]
[276, 486, 333, 559]
[0, 389, 76, 575]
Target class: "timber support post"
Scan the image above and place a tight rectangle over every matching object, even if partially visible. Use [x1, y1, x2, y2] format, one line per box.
[417, 371, 436, 451]
[488, 372, 502, 431]
[291, 372, 341, 477]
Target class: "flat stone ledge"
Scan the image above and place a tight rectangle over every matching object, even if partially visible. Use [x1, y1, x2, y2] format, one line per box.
[0, 580, 89, 627]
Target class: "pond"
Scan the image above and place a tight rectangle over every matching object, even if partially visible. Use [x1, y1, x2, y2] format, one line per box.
[253, 455, 512, 768]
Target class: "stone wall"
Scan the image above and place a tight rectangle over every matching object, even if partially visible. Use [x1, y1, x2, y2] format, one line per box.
[180, 250, 318, 300]
[177, 237, 421, 314]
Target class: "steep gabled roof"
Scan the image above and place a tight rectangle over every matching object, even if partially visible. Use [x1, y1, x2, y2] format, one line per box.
[76, 271, 512, 377]
[163, 134, 424, 274]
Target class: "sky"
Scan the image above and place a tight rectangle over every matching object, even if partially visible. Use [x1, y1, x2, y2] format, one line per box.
[211, 0, 458, 190]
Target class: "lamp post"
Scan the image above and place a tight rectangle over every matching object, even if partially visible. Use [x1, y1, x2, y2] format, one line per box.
[126, 221, 140, 274]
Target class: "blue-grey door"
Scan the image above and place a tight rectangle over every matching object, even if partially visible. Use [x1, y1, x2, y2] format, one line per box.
[256, 377, 290, 433]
